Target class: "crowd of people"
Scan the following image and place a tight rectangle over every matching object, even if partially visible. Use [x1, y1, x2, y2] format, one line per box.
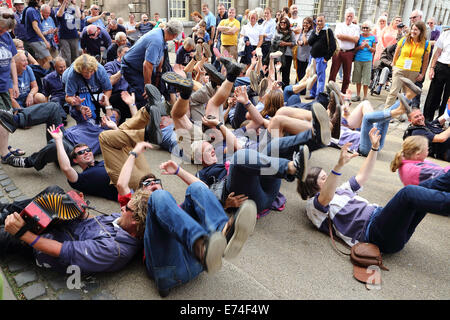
[0, 0, 449, 298]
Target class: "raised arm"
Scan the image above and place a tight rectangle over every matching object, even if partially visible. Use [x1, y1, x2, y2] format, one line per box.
[317, 142, 359, 206]
[47, 125, 79, 183]
[160, 160, 206, 186]
[355, 127, 381, 186]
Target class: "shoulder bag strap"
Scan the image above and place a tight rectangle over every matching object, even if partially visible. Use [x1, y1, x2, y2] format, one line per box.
[81, 76, 102, 123]
[328, 214, 351, 256]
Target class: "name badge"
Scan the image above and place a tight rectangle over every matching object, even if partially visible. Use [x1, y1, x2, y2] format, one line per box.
[403, 59, 413, 70]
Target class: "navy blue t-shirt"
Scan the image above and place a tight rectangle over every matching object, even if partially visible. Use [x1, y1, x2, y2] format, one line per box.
[24, 7, 43, 43]
[68, 161, 118, 201]
[175, 46, 193, 66]
[196, 163, 227, 187]
[0, 32, 17, 93]
[56, 6, 79, 39]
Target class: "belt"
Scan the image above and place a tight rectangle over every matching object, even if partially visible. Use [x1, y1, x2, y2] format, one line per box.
[340, 48, 355, 53]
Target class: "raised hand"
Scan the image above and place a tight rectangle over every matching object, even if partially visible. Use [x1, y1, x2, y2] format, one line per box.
[159, 160, 180, 175]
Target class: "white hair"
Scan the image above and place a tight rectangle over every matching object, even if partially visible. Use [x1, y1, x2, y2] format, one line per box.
[166, 19, 184, 36]
[412, 9, 424, 18]
[40, 4, 50, 12]
[377, 15, 387, 23]
[115, 31, 126, 41]
[345, 7, 356, 16]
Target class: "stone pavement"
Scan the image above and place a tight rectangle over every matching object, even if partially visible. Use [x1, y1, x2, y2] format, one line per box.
[0, 63, 449, 301]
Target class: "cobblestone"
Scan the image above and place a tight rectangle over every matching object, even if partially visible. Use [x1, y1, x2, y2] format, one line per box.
[5, 185, 18, 192]
[8, 190, 22, 198]
[58, 290, 83, 300]
[14, 271, 38, 287]
[0, 179, 11, 187]
[22, 283, 46, 300]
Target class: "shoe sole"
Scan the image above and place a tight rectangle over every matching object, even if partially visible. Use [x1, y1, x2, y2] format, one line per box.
[399, 77, 422, 95]
[224, 200, 257, 260]
[328, 81, 344, 105]
[203, 63, 225, 85]
[397, 93, 412, 116]
[205, 232, 227, 274]
[145, 84, 162, 106]
[331, 104, 342, 140]
[312, 103, 331, 146]
[0, 111, 16, 133]
[161, 72, 193, 89]
[296, 145, 310, 182]
[258, 78, 268, 97]
[147, 106, 162, 145]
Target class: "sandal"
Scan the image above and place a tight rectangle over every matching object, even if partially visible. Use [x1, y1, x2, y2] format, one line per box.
[1, 152, 13, 164]
[8, 146, 25, 156]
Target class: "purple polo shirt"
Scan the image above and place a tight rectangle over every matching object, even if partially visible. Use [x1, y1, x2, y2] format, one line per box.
[34, 213, 140, 274]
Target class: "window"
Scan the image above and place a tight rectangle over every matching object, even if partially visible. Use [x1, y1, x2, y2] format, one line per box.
[169, 0, 189, 20]
[259, 0, 268, 8]
[221, 0, 234, 10]
[313, 0, 322, 15]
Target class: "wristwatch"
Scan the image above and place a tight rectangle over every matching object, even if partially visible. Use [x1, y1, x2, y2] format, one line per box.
[216, 122, 223, 130]
[129, 151, 138, 158]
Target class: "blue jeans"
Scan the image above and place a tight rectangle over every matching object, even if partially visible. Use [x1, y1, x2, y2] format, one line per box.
[159, 124, 182, 157]
[358, 100, 400, 156]
[262, 129, 313, 159]
[143, 182, 229, 291]
[367, 171, 450, 253]
[226, 148, 293, 212]
[283, 85, 301, 106]
[309, 57, 327, 98]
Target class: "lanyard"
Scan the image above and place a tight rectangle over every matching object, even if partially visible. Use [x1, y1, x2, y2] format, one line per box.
[409, 40, 420, 58]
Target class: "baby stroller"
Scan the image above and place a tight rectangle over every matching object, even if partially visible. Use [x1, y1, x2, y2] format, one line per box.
[370, 43, 396, 96]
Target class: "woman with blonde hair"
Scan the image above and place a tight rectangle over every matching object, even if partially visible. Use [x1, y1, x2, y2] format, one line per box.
[390, 135, 450, 186]
[374, 16, 402, 62]
[63, 54, 113, 123]
[372, 15, 387, 39]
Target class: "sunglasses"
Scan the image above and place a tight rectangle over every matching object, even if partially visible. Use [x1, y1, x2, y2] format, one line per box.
[1, 13, 15, 19]
[88, 31, 97, 37]
[125, 205, 134, 212]
[92, 8, 99, 11]
[409, 15, 418, 20]
[142, 179, 162, 187]
[362, 27, 370, 30]
[75, 147, 92, 156]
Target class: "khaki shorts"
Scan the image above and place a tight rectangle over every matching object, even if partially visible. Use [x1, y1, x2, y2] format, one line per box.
[0, 92, 13, 112]
[352, 61, 372, 86]
[28, 41, 51, 60]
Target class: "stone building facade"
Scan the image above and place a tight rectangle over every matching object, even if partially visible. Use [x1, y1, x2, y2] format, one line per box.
[88, 0, 449, 28]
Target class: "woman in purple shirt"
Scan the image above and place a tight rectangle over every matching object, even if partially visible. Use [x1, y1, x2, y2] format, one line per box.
[298, 128, 449, 253]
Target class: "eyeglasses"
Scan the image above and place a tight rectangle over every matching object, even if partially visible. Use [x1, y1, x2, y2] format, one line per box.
[427, 22, 434, 25]
[1, 13, 15, 19]
[92, 8, 99, 11]
[142, 179, 162, 187]
[125, 205, 134, 213]
[361, 27, 370, 30]
[409, 15, 418, 20]
[75, 147, 92, 156]
[279, 21, 287, 24]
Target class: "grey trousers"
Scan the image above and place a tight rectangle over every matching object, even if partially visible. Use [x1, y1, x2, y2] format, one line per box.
[59, 38, 80, 66]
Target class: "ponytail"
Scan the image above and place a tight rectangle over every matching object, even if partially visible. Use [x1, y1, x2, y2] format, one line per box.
[390, 151, 403, 172]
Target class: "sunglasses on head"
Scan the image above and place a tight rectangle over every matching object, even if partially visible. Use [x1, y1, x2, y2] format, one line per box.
[1, 13, 14, 19]
[142, 178, 162, 187]
[76, 147, 92, 156]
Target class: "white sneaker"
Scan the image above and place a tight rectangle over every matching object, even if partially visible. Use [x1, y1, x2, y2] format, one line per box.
[270, 51, 282, 59]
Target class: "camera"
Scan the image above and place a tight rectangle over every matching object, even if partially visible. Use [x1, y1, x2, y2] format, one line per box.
[397, 23, 405, 29]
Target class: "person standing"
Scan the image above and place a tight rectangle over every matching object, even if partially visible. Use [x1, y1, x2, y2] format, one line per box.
[294, 17, 314, 92]
[351, 21, 377, 101]
[261, 7, 276, 63]
[217, 7, 240, 61]
[213, 3, 228, 67]
[13, 0, 27, 41]
[121, 20, 183, 108]
[328, 7, 360, 94]
[423, 29, 450, 121]
[202, 3, 216, 49]
[85, 4, 106, 29]
[23, 0, 53, 70]
[384, 21, 430, 108]
[56, 0, 82, 67]
[306, 13, 336, 100]
[288, 4, 302, 41]
[40, 4, 58, 58]
[124, 14, 140, 44]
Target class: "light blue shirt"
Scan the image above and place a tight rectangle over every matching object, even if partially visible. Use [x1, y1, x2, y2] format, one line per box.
[122, 28, 166, 71]
[262, 18, 276, 42]
[86, 15, 105, 28]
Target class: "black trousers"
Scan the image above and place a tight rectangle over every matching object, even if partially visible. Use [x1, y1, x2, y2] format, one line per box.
[27, 137, 74, 171]
[281, 55, 293, 88]
[423, 62, 450, 121]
